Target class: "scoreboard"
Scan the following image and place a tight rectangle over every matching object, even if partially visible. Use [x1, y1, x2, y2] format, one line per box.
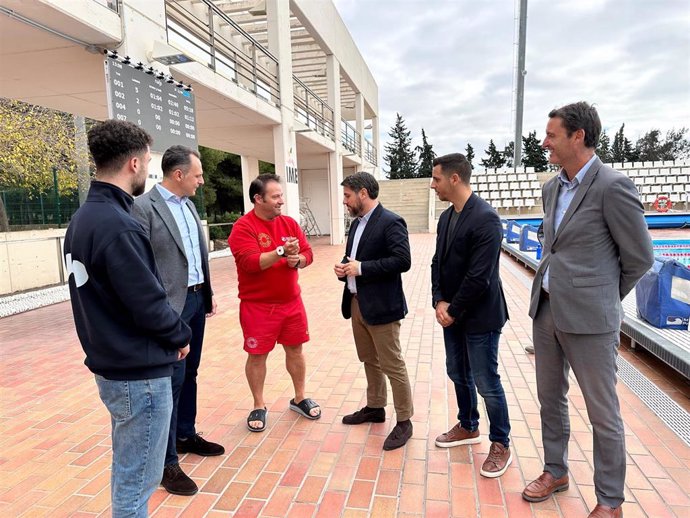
[104, 57, 198, 153]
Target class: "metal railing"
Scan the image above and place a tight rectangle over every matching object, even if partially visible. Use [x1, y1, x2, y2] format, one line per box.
[165, 0, 280, 106]
[364, 138, 377, 166]
[293, 77, 334, 141]
[341, 119, 361, 157]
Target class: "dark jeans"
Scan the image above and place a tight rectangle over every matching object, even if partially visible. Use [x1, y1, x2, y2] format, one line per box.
[165, 289, 207, 466]
[442, 325, 511, 446]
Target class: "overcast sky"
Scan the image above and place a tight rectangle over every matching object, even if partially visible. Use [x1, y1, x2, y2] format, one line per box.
[333, 0, 690, 160]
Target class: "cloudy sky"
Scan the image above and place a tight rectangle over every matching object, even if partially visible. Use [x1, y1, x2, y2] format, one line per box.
[332, 0, 690, 160]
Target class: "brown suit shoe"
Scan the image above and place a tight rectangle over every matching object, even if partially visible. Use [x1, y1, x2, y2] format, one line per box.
[522, 471, 569, 502]
[588, 504, 623, 517]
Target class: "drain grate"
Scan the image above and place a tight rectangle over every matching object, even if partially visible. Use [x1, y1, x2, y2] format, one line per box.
[617, 355, 690, 446]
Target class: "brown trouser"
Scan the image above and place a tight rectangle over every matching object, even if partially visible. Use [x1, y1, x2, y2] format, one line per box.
[351, 298, 414, 421]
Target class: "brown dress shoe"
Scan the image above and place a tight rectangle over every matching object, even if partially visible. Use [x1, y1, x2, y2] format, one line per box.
[588, 504, 623, 517]
[522, 471, 569, 502]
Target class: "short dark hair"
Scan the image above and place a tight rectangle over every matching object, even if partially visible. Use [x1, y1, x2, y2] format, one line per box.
[433, 153, 472, 184]
[87, 119, 152, 173]
[548, 101, 601, 148]
[161, 145, 200, 177]
[249, 173, 281, 203]
[341, 171, 379, 199]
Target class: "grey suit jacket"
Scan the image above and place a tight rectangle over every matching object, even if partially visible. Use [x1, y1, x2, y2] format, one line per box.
[133, 186, 213, 316]
[528, 156, 654, 334]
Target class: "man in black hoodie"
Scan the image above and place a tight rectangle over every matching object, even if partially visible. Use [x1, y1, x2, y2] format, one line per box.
[64, 120, 191, 518]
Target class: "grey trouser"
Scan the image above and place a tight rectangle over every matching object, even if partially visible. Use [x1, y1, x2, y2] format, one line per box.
[533, 298, 625, 508]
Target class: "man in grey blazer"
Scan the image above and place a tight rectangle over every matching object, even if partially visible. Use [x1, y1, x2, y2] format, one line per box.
[133, 145, 224, 496]
[521, 102, 654, 518]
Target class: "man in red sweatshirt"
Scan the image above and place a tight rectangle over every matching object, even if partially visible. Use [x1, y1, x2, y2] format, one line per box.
[228, 173, 320, 432]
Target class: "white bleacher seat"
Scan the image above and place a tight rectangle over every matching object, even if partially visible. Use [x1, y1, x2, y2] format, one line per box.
[677, 175, 688, 183]
[670, 193, 682, 203]
[508, 181, 519, 189]
[519, 181, 530, 189]
[524, 198, 536, 207]
[531, 181, 540, 188]
[525, 166, 535, 173]
[640, 185, 651, 194]
[644, 177, 655, 185]
[644, 194, 656, 203]
[504, 199, 514, 208]
[514, 198, 524, 208]
[517, 174, 527, 181]
[673, 184, 685, 193]
[511, 190, 521, 198]
[499, 182, 509, 190]
[497, 175, 507, 182]
[489, 182, 498, 190]
[489, 191, 499, 200]
[479, 183, 488, 191]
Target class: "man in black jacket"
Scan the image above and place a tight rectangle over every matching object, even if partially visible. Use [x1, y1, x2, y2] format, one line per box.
[334, 172, 414, 451]
[430, 153, 512, 478]
[64, 120, 191, 518]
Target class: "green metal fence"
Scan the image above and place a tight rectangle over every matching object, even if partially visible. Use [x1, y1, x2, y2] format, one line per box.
[1, 187, 80, 227]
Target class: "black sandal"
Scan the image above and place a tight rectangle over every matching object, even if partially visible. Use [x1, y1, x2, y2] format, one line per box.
[289, 398, 321, 420]
[247, 407, 267, 432]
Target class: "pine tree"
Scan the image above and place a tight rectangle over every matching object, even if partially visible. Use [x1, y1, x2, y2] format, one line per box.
[503, 141, 514, 169]
[479, 139, 506, 169]
[465, 143, 475, 169]
[415, 128, 436, 178]
[596, 131, 613, 163]
[383, 113, 417, 179]
[521, 131, 548, 171]
[611, 124, 626, 162]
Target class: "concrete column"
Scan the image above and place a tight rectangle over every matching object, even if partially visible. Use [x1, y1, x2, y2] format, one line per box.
[372, 115, 381, 179]
[355, 92, 365, 162]
[266, 0, 299, 220]
[326, 54, 344, 244]
[121, 1, 167, 62]
[241, 155, 260, 214]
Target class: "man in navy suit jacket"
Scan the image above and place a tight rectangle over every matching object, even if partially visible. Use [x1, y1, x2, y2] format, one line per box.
[334, 172, 414, 451]
[431, 153, 512, 478]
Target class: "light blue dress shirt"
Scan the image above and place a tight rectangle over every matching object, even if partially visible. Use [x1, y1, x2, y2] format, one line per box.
[347, 203, 377, 294]
[155, 184, 204, 287]
[542, 154, 597, 292]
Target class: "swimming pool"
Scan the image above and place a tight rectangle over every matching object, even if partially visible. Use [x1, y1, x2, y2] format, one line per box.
[653, 239, 690, 266]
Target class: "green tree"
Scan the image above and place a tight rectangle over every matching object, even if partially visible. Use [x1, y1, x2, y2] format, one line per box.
[661, 128, 690, 160]
[415, 128, 435, 178]
[465, 143, 475, 169]
[503, 141, 514, 169]
[611, 124, 626, 162]
[522, 131, 548, 171]
[597, 130, 613, 163]
[383, 113, 417, 179]
[479, 139, 506, 169]
[0, 99, 80, 229]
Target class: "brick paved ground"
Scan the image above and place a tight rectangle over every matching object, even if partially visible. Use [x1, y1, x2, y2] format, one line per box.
[1, 234, 688, 517]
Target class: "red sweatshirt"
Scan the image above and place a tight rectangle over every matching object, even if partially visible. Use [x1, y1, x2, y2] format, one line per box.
[228, 210, 313, 303]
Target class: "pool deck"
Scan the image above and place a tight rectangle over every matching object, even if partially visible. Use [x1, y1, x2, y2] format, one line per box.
[1, 234, 689, 517]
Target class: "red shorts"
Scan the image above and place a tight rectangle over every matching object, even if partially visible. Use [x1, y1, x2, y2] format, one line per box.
[239, 298, 310, 354]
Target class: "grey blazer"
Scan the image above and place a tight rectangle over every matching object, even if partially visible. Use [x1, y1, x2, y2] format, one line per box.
[133, 186, 213, 315]
[528, 157, 654, 334]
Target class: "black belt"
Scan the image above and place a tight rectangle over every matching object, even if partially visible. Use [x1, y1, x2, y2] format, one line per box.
[188, 283, 204, 293]
[541, 288, 550, 301]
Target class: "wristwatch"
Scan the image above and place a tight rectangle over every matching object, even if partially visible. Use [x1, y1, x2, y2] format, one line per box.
[275, 246, 285, 256]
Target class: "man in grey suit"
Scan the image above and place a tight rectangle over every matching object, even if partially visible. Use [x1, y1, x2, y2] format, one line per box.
[521, 102, 654, 518]
[133, 145, 224, 496]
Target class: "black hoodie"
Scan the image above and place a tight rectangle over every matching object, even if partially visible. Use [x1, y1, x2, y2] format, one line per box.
[64, 181, 191, 380]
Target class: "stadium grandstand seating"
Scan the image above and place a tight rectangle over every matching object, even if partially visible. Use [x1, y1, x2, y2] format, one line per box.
[458, 159, 690, 217]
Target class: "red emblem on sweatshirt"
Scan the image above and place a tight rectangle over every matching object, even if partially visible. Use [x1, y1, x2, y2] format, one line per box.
[258, 233, 271, 248]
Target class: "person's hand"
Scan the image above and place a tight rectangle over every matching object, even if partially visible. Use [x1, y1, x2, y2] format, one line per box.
[334, 262, 346, 278]
[341, 257, 361, 277]
[286, 254, 301, 268]
[435, 301, 455, 327]
[206, 296, 217, 318]
[178, 345, 190, 360]
[284, 238, 300, 256]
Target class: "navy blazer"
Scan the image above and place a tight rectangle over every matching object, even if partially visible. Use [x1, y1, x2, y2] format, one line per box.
[431, 193, 508, 333]
[340, 204, 411, 325]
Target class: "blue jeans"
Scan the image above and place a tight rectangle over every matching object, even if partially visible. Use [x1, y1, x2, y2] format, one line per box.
[442, 326, 511, 446]
[95, 375, 172, 518]
[166, 289, 206, 466]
